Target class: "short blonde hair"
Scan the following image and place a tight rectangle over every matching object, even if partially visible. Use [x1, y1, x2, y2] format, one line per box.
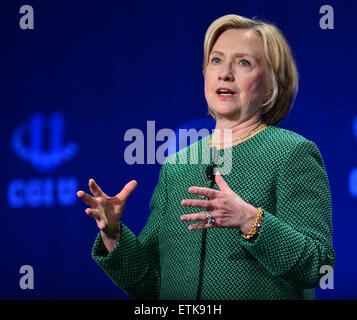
[203, 14, 298, 126]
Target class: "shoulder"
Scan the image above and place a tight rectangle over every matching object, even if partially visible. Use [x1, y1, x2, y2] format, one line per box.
[266, 126, 322, 155]
[267, 125, 312, 147]
[267, 126, 325, 170]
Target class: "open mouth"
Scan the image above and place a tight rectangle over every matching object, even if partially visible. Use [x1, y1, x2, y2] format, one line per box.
[216, 87, 236, 98]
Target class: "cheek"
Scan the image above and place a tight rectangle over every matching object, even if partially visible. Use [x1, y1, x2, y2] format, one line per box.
[204, 72, 214, 98]
[241, 72, 266, 96]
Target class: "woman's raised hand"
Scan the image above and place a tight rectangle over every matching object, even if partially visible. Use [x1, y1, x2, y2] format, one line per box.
[77, 179, 137, 239]
[180, 171, 258, 234]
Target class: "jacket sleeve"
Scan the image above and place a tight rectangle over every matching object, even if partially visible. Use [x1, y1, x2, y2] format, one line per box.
[91, 162, 168, 299]
[237, 139, 336, 289]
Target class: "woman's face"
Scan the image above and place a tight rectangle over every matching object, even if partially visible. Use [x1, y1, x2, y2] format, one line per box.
[204, 28, 267, 121]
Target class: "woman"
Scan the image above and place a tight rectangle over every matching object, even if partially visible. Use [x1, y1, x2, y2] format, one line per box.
[77, 14, 335, 300]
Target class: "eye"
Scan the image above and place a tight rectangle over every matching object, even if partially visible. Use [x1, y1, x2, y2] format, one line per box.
[239, 59, 251, 66]
[211, 57, 221, 64]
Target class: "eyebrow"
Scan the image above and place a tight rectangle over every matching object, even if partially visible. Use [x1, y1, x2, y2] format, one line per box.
[209, 50, 259, 61]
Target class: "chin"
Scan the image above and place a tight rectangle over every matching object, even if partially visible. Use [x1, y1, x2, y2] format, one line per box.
[210, 104, 241, 118]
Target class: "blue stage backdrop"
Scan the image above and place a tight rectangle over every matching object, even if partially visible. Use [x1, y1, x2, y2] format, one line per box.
[0, 0, 356, 299]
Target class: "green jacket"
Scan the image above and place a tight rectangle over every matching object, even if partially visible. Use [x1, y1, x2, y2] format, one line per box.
[92, 125, 335, 300]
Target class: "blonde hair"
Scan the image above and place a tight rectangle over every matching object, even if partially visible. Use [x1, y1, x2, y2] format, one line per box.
[203, 14, 298, 125]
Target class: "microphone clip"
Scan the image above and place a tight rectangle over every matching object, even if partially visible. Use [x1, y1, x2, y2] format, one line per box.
[206, 165, 216, 187]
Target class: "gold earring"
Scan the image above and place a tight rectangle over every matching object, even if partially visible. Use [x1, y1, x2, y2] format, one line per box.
[263, 91, 271, 103]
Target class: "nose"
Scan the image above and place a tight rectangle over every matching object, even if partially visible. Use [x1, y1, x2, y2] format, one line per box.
[218, 62, 234, 81]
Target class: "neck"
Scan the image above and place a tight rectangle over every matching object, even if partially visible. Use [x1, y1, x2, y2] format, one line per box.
[211, 114, 265, 147]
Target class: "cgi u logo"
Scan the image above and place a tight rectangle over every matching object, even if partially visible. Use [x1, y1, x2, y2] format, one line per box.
[8, 112, 78, 208]
[12, 112, 78, 172]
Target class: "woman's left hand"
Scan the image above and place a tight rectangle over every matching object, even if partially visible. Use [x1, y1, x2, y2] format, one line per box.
[180, 171, 258, 233]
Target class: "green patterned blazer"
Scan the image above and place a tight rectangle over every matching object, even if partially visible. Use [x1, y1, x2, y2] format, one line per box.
[92, 125, 335, 300]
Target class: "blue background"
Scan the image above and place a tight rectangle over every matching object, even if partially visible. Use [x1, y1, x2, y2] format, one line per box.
[0, 0, 356, 299]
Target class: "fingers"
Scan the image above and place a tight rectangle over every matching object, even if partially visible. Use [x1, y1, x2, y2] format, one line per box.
[187, 186, 218, 199]
[85, 208, 106, 229]
[181, 212, 215, 230]
[89, 179, 103, 197]
[180, 212, 207, 222]
[77, 190, 98, 208]
[85, 207, 100, 220]
[116, 180, 138, 202]
[188, 221, 214, 230]
[181, 198, 215, 210]
[78, 179, 137, 209]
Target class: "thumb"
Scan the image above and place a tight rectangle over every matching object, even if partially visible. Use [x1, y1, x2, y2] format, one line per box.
[215, 171, 233, 194]
[115, 180, 138, 202]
